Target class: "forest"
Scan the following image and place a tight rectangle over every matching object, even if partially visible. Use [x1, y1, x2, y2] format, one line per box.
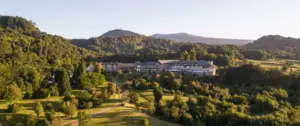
[116, 64, 300, 126]
[1, 15, 300, 126]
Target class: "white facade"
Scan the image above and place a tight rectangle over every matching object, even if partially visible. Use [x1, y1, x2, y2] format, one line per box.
[158, 60, 216, 76]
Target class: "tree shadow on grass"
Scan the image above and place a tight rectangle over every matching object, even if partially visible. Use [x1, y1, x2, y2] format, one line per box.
[0, 113, 29, 123]
[105, 98, 122, 103]
[17, 101, 62, 111]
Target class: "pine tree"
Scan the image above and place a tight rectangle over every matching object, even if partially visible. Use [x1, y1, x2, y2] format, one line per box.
[55, 68, 72, 96]
[190, 48, 197, 60]
[75, 61, 87, 87]
[153, 87, 163, 102]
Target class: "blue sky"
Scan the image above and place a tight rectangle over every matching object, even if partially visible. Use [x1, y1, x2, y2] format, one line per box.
[1, 0, 300, 39]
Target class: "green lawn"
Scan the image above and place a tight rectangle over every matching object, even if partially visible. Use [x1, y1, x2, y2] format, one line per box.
[88, 92, 181, 126]
[0, 97, 63, 123]
[90, 106, 181, 126]
[0, 86, 183, 125]
[137, 90, 189, 104]
[237, 59, 300, 72]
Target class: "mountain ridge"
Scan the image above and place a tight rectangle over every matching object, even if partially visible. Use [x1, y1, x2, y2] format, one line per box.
[151, 33, 253, 45]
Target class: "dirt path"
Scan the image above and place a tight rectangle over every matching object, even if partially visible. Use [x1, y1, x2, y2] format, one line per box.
[59, 120, 78, 126]
[60, 80, 122, 126]
[90, 106, 118, 117]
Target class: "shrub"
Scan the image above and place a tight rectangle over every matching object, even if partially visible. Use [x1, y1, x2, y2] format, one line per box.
[24, 83, 33, 99]
[251, 92, 279, 113]
[142, 101, 155, 115]
[169, 106, 180, 122]
[77, 97, 92, 109]
[101, 89, 110, 99]
[45, 112, 54, 123]
[34, 88, 50, 98]
[49, 84, 60, 96]
[83, 101, 93, 109]
[36, 118, 51, 126]
[268, 88, 288, 100]
[152, 82, 160, 89]
[161, 107, 170, 120]
[129, 93, 140, 105]
[107, 82, 117, 95]
[2, 115, 12, 125]
[44, 103, 54, 113]
[24, 114, 37, 126]
[59, 101, 77, 118]
[78, 111, 91, 126]
[172, 95, 185, 107]
[3, 84, 23, 103]
[91, 98, 104, 108]
[229, 94, 248, 105]
[140, 118, 149, 126]
[35, 101, 44, 117]
[7, 103, 22, 113]
[182, 113, 193, 126]
[63, 94, 79, 106]
[138, 79, 149, 90]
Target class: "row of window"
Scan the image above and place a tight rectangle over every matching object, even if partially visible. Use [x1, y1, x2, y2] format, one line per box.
[171, 65, 204, 69]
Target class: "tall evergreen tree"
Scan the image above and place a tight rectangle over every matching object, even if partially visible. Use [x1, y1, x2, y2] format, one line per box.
[153, 87, 163, 102]
[75, 61, 87, 87]
[55, 68, 72, 96]
[190, 48, 197, 60]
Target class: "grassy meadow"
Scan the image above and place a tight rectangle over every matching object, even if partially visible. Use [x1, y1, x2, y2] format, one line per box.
[0, 89, 181, 126]
[236, 59, 300, 72]
[0, 97, 63, 123]
[137, 89, 189, 104]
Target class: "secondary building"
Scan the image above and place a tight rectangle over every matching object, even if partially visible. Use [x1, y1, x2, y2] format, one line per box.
[100, 62, 119, 72]
[136, 62, 159, 73]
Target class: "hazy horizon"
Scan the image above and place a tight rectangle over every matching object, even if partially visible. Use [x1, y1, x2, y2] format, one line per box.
[1, 0, 300, 39]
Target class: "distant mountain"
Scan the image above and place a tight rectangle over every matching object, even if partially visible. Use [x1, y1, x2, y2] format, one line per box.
[244, 35, 300, 51]
[151, 33, 253, 45]
[101, 29, 141, 37]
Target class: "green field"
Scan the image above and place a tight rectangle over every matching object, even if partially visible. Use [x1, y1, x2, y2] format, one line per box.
[237, 59, 300, 72]
[0, 90, 181, 126]
[137, 89, 189, 103]
[90, 106, 180, 126]
[87, 92, 180, 126]
[0, 97, 63, 123]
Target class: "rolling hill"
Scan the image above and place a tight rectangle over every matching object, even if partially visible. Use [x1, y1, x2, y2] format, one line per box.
[101, 29, 141, 37]
[152, 33, 253, 45]
[244, 35, 300, 51]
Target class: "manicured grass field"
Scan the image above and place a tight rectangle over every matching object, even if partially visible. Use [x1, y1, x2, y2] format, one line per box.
[137, 89, 189, 103]
[0, 97, 63, 123]
[90, 106, 181, 126]
[88, 92, 181, 126]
